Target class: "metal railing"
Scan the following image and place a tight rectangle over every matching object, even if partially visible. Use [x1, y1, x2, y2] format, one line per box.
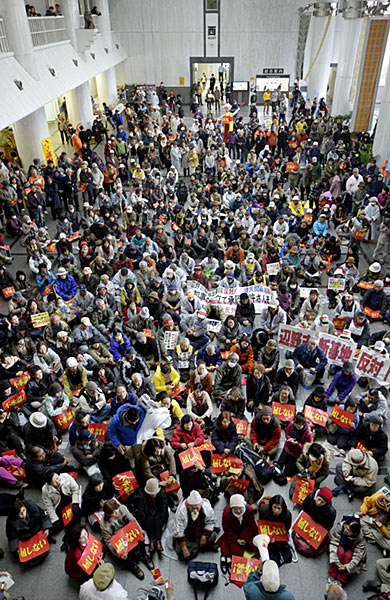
[28, 16, 67, 47]
[0, 19, 10, 53]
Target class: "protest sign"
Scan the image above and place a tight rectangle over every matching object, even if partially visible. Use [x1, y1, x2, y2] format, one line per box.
[53, 405, 74, 430]
[355, 346, 390, 386]
[304, 405, 328, 428]
[88, 422, 108, 441]
[2, 390, 26, 411]
[232, 418, 249, 436]
[230, 556, 260, 588]
[211, 453, 237, 473]
[109, 520, 144, 557]
[112, 471, 139, 499]
[329, 404, 354, 429]
[76, 534, 103, 575]
[19, 530, 49, 563]
[179, 447, 205, 469]
[272, 402, 295, 422]
[292, 476, 315, 505]
[292, 511, 328, 550]
[257, 520, 289, 542]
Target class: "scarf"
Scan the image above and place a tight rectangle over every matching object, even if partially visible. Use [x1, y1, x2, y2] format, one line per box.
[308, 455, 323, 476]
[291, 422, 307, 441]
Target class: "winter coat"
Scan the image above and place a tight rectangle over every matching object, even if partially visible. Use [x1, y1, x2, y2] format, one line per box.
[153, 365, 180, 394]
[230, 343, 254, 374]
[217, 505, 258, 556]
[172, 497, 216, 539]
[246, 374, 272, 409]
[249, 414, 281, 452]
[132, 488, 169, 531]
[79, 578, 128, 600]
[217, 321, 242, 348]
[299, 297, 323, 321]
[360, 492, 390, 538]
[221, 394, 246, 419]
[362, 289, 388, 316]
[329, 522, 366, 574]
[296, 442, 330, 486]
[25, 449, 65, 488]
[257, 306, 287, 335]
[54, 275, 77, 300]
[243, 570, 295, 600]
[6, 499, 51, 553]
[235, 300, 256, 325]
[211, 421, 238, 453]
[214, 362, 242, 396]
[292, 343, 328, 372]
[302, 492, 336, 532]
[42, 472, 79, 523]
[352, 422, 388, 461]
[170, 420, 204, 449]
[109, 333, 131, 362]
[107, 403, 146, 448]
[283, 421, 312, 458]
[341, 450, 378, 488]
[325, 371, 356, 402]
[273, 368, 299, 396]
[100, 504, 135, 556]
[139, 438, 176, 480]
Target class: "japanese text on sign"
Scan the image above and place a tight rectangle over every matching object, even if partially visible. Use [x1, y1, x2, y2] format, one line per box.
[292, 476, 315, 505]
[53, 405, 74, 430]
[272, 402, 295, 422]
[304, 406, 328, 428]
[19, 530, 49, 563]
[211, 453, 237, 473]
[355, 346, 390, 385]
[257, 520, 289, 542]
[109, 520, 144, 557]
[292, 511, 327, 549]
[329, 404, 354, 430]
[2, 390, 26, 411]
[112, 471, 139, 499]
[77, 534, 103, 575]
[179, 447, 205, 470]
[230, 555, 260, 588]
[232, 418, 249, 436]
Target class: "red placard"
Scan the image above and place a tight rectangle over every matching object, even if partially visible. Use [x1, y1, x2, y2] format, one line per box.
[363, 307, 381, 319]
[196, 441, 215, 452]
[329, 404, 354, 430]
[292, 476, 315, 505]
[257, 520, 289, 542]
[356, 440, 368, 452]
[18, 530, 50, 563]
[88, 422, 108, 441]
[211, 453, 236, 474]
[354, 229, 367, 240]
[286, 162, 299, 173]
[5, 464, 25, 480]
[112, 471, 139, 499]
[357, 281, 374, 290]
[230, 555, 260, 588]
[171, 383, 186, 398]
[178, 447, 205, 470]
[332, 317, 348, 330]
[143, 328, 153, 338]
[2, 286, 15, 298]
[304, 213, 313, 224]
[53, 405, 74, 430]
[62, 503, 73, 527]
[46, 242, 57, 253]
[2, 390, 26, 411]
[160, 470, 180, 494]
[232, 418, 249, 436]
[76, 533, 103, 575]
[68, 232, 81, 242]
[9, 371, 30, 390]
[304, 406, 328, 428]
[151, 568, 162, 580]
[221, 351, 230, 360]
[43, 284, 54, 296]
[272, 402, 296, 422]
[227, 479, 250, 493]
[109, 520, 144, 557]
[78, 181, 88, 192]
[1, 449, 16, 457]
[292, 511, 328, 550]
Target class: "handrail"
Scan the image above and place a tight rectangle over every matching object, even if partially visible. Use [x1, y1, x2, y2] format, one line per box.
[28, 15, 68, 47]
[0, 18, 10, 53]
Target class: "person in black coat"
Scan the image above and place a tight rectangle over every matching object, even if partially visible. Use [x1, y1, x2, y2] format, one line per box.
[273, 359, 299, 395]
[81, 474, 114, 531]
[25, 445, 69, 488]
[246, 364, 271, 413]
[131, 478, 169, 556]
[6, 498, 53, 560]
[211, 411, 238, 454]
[302, 488, 336, 533]
[259, 494, 292, 566]
[352, 415, 388, 462]
[361, 283, 388, 320]
[235, 294, 256, 326]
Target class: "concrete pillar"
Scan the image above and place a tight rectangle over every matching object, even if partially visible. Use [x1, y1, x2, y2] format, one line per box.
[13, 107, 50, 168]
[0, 0, 38, 78]
[331, 18, 363, 116]
[306, 16, 336, 102]
[373, 60, 390, 168]
[65, 81, 94, 129]
[89, 77, 98, 99]
[95, 0, 112, 46]
[96, 67, 118, 108]
[60, 0, 79, 48]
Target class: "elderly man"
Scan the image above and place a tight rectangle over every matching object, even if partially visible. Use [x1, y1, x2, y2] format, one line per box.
[91, 298, 115, 336]
[73, 316, 106, 353]
[333, 448, 378, 501]
[181, 308, 210, 350]
[243, 560, 295, 600]
[256, 298, 287, 346]
[77, 381, 111, 422]
[292, 336, 328, 384]
[173, 490, 217, 561]
[213, 352, 242, 399]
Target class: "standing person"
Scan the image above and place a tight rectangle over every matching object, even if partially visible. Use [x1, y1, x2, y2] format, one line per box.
[218, 63, 226, 85]
[214, 86, 221, 113]
[132, 478, 168, 558]
[263, 88, 271, 115]
[209, 73, 216, 92]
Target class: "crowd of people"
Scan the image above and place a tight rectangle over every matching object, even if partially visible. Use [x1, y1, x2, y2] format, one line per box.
[0, 77, 389, 600]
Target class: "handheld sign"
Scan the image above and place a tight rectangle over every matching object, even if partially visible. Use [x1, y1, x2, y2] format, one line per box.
[227, 479, 250, 493]
[109, 520, 144, 557]
[9, 371, 30, 390]
[88, 422, 108, 441]
[76, 533, 103, 575]
[160, 470, 180, 494]
[62, 503, 73, 527]
[196, 441, 215, 452]
[2, 286, 15, 299]
[178, 447, 205, 470]
[292, 511, 328, 549]
[232, 418, 249, 436]
[272, 402, 295, 422]
[257, 520, 289, 542]
[211, 453, 237, 474]
[53, 405, 74, 430]
[112, 471, 139, 499]
[329, 404, 354, 430]
[292, 476, 315, 505]
[304, 405, 328, 428]
[2, 390, 26, 411]
[230, 555, 260, 588]
[19, 530, 49, 563]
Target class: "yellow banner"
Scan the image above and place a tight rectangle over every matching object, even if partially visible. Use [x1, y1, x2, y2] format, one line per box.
[40, 136, 57, 166]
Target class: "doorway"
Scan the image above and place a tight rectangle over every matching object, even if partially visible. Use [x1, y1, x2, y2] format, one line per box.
[190, 57, 234, 104]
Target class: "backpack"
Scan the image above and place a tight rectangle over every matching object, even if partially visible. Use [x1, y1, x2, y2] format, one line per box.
[271, 463, 288, 486]
[187, 561, 218, 600]
[235, 443, 273, 485]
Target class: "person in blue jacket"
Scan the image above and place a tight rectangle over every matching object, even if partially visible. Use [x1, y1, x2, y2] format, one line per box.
[313, 213, 329, 237]
[243, 560, 295, 600]
[325, 361, 357, 406]
[109, 328, 131, 363]
[292, 337, 328, 384]
[36, 262, 56, 295]
[54, 267, 77, 301]
[107, 404, 146, 455]
[196, 343, 223, 370]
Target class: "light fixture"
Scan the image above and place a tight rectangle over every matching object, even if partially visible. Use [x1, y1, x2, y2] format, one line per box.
[90, 52, 95, 59]
[104, 47, 108, 54]
[72, 58, 78, 67]
[14, 80, 23, 90]
[48, 67, 56, 77]
[338, 0, 365, 17]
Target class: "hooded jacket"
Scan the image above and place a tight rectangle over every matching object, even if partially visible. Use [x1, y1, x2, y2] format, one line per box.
[107, 403, 146, 448]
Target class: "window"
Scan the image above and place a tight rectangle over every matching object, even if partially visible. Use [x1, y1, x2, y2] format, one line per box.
[206, 0, 219, 11]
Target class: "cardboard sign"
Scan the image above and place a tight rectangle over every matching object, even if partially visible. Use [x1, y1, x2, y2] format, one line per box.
[332, 317, 348, 330]
[88, 422, 108, 441]
[292, 476, 315, 505]
[327, 278, 346, 291]
[329, 404, 354, 430]
[356, 440, 368, 452]
[179, 447, 205, 470]
[31, 311, 50, 328]
[211, 453, 237, 474]
[266, 262, 280, 275]
[112, 471, 139, 499]
[9, 371, 30, 390]
[227, 479, 250, 493]
[53, 405, 74, 430]
[363, 306, 381, 319]
[257, 520, 289, 542]
[292, 511, 328, 549]
[357, 281, 374, 290]
[232, 418, 249, 436]
[196, 441, 215, 452]
[2, 390, 26, 411]
[62, 503, 73, 527]
[2, 286, 15, 298]
[230, 555, 260, 588]
[304, 405, 328, 428]
[272, 402, 295, 422]
[109, 520, 144, 557]
[76, 533, 103, 575]
[354, 228, 367, 240]
[143, 328, 153, 338]
[160, 470, 180, 494]
[18, 530, 49, 563]
[43, 284, 54, 296]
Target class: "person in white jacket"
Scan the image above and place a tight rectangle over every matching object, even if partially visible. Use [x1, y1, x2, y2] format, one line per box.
[365, 196, 380, 241]
[79, 563, 128, 600]
[173, 490, 217, 561]
[42, 471, 80, 548]
[272, 215, 289, 238]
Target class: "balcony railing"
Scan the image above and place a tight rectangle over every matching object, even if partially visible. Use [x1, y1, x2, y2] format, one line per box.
[0, 19, 10, 53]
[28, 16, 67, 47]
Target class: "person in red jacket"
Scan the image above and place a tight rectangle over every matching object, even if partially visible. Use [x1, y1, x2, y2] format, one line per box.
[65, 524, 102, 581]
[249, 406, 281, 459]
[276, 412, 313, 476]
[170, 415, 205, 470]
[217, 494, 258, 573]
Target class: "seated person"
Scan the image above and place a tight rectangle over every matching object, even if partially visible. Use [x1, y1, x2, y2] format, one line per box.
[327, 398, 360, 451]
[213, 352, 242, 399]
[344, 311, 370, 348]
[170, 415, 204, 469]
[211, 411, 238, 456]
[25, 445, 69, 488]
[352, 415, 388, 462]
[292, 442, 330, 495]
[303, 385, 328, 438]
[91, 364, 117, 400]
[357, 388, 387, 423]
[259, 494, 293, 566]
[186, 383, 213, 430]
[243, 560, 295, 600]
[81, 474, 114, 531]
[187, 360, 213, 395]
[249, 406, 281, 459]
[131, 478, 169, 558]
[273, 358, 299, 396]
[246, 363, 271, 413]
[42, 471, 81, 547]
[361, 279, 388, 320]
[196, 343, 223, 374]
[77, 381, 111, 422]
[217, 494, 258, 573]
[257, 338, 280, 382]
[23, 411, 59, 452]
[292, 487, 336, 557]
[328, 516, 366, 587]
[271, 385, 296, 429]
[221, 387, 246, 420]
[159, 393, 184, 435]
[217, 316, 242, 351]
[230, 335, 254, 375]
[65, 524, 101, 581]
[359, 492, 390, 554]
[153, 362, 181, 396]
[72, 429, 102, 477]
[333, 448, 378, 501]
[6, 498, 53, 562]
[171, 337, 195, 383]
[138, 436, 176, 487]
[325, 361, 356, 406]
[100, 499, 153, 580]
[172, 490, 217, 561]
[292, 336, 328, 384]
[276, 413, 312, 477]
